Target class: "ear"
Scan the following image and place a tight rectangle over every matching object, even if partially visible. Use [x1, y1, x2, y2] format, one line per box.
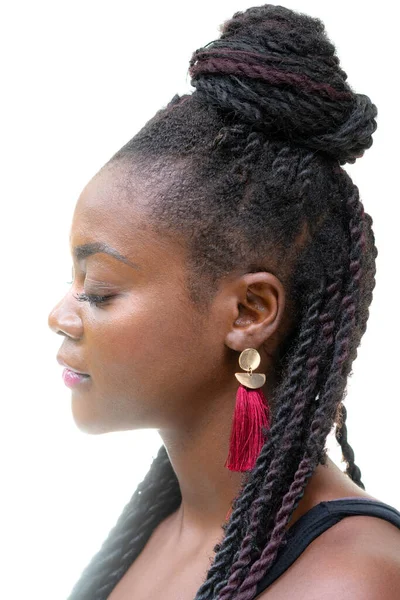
[224, 272, 286, 352]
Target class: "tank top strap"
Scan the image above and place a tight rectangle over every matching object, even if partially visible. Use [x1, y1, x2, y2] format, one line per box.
[253, 497, 400, 598]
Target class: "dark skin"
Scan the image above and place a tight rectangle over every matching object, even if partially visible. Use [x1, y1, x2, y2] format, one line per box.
[48, 163, 400, 599]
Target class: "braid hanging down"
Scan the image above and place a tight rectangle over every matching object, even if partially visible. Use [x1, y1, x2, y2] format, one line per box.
[66, 4, 378, 599]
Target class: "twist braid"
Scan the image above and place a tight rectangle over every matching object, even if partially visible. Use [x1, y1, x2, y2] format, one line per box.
[67, 445, 181, 599]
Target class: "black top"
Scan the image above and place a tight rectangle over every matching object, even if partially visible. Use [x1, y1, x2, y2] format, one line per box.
[253, 496, 400, 598]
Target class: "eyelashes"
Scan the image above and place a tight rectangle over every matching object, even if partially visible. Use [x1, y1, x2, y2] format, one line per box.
[65, 280, 113, 307]
[73, 292, 113, 307]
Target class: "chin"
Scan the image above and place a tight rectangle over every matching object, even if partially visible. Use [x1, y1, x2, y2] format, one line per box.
[70, 397, 114, 435]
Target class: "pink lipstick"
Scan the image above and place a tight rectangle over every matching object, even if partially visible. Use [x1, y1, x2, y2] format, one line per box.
[62, 368, 91, 388]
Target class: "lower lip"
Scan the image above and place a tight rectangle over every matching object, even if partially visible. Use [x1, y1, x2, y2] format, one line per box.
[62, 368, 91, 388]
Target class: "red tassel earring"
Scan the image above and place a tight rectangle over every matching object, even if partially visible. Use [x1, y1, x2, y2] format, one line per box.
[225, 348, 271, 472]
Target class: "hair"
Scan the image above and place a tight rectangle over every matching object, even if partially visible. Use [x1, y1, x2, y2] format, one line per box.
[67, 5, 378, 599]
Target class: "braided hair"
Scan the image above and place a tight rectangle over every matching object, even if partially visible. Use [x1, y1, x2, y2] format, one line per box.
[66, 5, 378, 599]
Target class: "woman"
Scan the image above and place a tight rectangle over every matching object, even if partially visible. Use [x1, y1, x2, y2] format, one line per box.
[48, 4, 400, 599]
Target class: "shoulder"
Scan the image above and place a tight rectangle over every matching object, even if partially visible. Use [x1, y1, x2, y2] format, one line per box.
[269, 551, 400, 600]
[303, 546, 400, 599]
[257, 513, 400, 599]
[305, 512, 400, 599]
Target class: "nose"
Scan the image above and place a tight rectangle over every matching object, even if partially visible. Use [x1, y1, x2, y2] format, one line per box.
[48, 292, 83, 339]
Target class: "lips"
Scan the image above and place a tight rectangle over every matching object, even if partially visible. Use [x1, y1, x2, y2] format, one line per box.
[56, 355, 89, 376]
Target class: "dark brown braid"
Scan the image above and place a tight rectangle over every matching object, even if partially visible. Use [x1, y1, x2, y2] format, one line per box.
[66, 445, 181, 599]
[66, 5, 378, 599]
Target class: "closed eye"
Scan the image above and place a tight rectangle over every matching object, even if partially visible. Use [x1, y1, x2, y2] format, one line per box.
[73, 292, 114, 308]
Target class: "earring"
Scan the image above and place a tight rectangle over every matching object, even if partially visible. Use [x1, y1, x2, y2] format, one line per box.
[225, 348, 271, 472]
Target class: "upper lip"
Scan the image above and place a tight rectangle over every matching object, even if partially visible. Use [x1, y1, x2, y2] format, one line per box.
[57, 355, 90, 375]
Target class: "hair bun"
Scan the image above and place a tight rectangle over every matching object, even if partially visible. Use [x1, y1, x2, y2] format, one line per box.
[188, 4, 377, 164]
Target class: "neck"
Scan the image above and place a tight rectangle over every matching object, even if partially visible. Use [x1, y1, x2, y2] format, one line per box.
[158, 384, 249, 544]
[156, 377, 357, 547]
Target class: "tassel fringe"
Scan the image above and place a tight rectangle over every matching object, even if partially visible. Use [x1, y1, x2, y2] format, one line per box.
[225, 384, 271, 472]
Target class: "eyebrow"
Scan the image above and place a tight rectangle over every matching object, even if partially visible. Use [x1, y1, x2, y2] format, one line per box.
[72, 242, 140, 269]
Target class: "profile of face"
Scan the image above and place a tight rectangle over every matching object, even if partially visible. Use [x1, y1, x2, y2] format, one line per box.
[48, 161, 284, 435]
[47, 163, 212, 433]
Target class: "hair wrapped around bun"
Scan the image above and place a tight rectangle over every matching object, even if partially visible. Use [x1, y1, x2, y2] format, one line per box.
[188, 4, 377, 165]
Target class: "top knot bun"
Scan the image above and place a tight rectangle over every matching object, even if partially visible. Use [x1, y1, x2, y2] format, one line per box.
[188, 4, 377, 165]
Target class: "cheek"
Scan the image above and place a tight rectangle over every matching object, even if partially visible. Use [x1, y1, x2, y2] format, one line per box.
[88, 298, 206, 401]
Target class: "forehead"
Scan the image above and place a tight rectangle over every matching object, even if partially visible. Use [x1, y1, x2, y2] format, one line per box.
[70, 163, 185, 269]
[73, 163, 142, 232]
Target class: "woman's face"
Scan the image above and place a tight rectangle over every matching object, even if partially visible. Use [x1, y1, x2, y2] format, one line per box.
[48, 163, 231, 434]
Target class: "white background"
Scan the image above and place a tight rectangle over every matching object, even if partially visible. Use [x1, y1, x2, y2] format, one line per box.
[1, 1, 399, 598]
